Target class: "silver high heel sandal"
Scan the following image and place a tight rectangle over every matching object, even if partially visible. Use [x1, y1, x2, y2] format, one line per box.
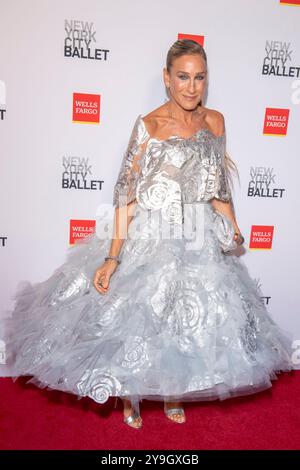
[123, 410, 143, 429]
[164, 402, 186, 423]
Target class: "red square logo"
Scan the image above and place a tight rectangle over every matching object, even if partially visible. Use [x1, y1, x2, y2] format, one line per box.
[69, 219, 96, 245]
[72, 93, 100, 124]
[178, 33, 204, 46]
[249, 225, 274, 250]
[263, 108, 289, 136]
[280, 0, 300, 5]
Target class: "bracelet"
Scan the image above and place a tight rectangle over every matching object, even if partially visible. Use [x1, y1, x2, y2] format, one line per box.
[105, 255, 121, 264]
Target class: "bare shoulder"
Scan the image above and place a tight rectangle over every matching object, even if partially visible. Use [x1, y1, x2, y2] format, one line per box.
[203, 107, 225, 136]
[141, 104, 170, 137]
[141, 104, 226, 137]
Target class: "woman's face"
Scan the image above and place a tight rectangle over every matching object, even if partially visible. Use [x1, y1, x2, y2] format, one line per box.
[163, 54, 207, 110]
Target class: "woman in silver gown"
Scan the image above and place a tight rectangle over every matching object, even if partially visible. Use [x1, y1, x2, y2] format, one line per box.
[5, 39, 294, 429]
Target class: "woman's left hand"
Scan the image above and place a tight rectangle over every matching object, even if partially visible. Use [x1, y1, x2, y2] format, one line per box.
[234, 230, 245, 245]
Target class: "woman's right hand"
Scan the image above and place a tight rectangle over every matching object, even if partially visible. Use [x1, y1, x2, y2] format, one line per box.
[93, 259, 119, 295]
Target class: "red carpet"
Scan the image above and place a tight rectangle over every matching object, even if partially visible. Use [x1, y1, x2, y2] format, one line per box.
[1, 371, 300, 450]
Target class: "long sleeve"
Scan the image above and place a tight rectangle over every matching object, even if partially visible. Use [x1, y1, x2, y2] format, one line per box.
[112, 114, 149, 208]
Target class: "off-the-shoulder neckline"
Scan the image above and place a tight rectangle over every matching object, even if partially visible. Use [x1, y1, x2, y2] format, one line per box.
[138, 114, 225, 142]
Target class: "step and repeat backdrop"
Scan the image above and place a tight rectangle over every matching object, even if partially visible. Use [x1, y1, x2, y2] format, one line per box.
[1, 0, 300, 374]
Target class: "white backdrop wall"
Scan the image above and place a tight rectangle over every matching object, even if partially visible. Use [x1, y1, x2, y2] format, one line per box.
[1, 0, 300, 375]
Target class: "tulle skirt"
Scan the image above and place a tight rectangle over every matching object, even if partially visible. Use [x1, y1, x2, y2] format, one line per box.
[3, 201, 294, 414]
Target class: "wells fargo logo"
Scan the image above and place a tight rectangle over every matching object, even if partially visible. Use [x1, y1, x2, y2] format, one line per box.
[69, 219, 96, 244]
[72, 93, 100, 124]
[249, 225, 274, 250]
[178, 33, 204, 46]
[263, 108, 289, 136]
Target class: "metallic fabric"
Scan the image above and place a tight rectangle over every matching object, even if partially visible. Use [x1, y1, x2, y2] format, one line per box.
[113, 114, 231, 213]
[4, 115, 295, 414]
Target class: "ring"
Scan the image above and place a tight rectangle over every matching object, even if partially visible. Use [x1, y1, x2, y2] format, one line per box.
[235, 233, 245, 244]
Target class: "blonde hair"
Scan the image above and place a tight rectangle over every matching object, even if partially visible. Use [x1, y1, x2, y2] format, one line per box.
[166, 38, 207, 72]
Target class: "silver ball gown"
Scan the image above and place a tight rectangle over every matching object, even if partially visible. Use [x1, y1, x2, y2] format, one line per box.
[3, 114, 294, 415]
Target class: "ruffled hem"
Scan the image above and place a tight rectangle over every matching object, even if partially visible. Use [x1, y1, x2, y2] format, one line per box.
[3, 203, 296, 415]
